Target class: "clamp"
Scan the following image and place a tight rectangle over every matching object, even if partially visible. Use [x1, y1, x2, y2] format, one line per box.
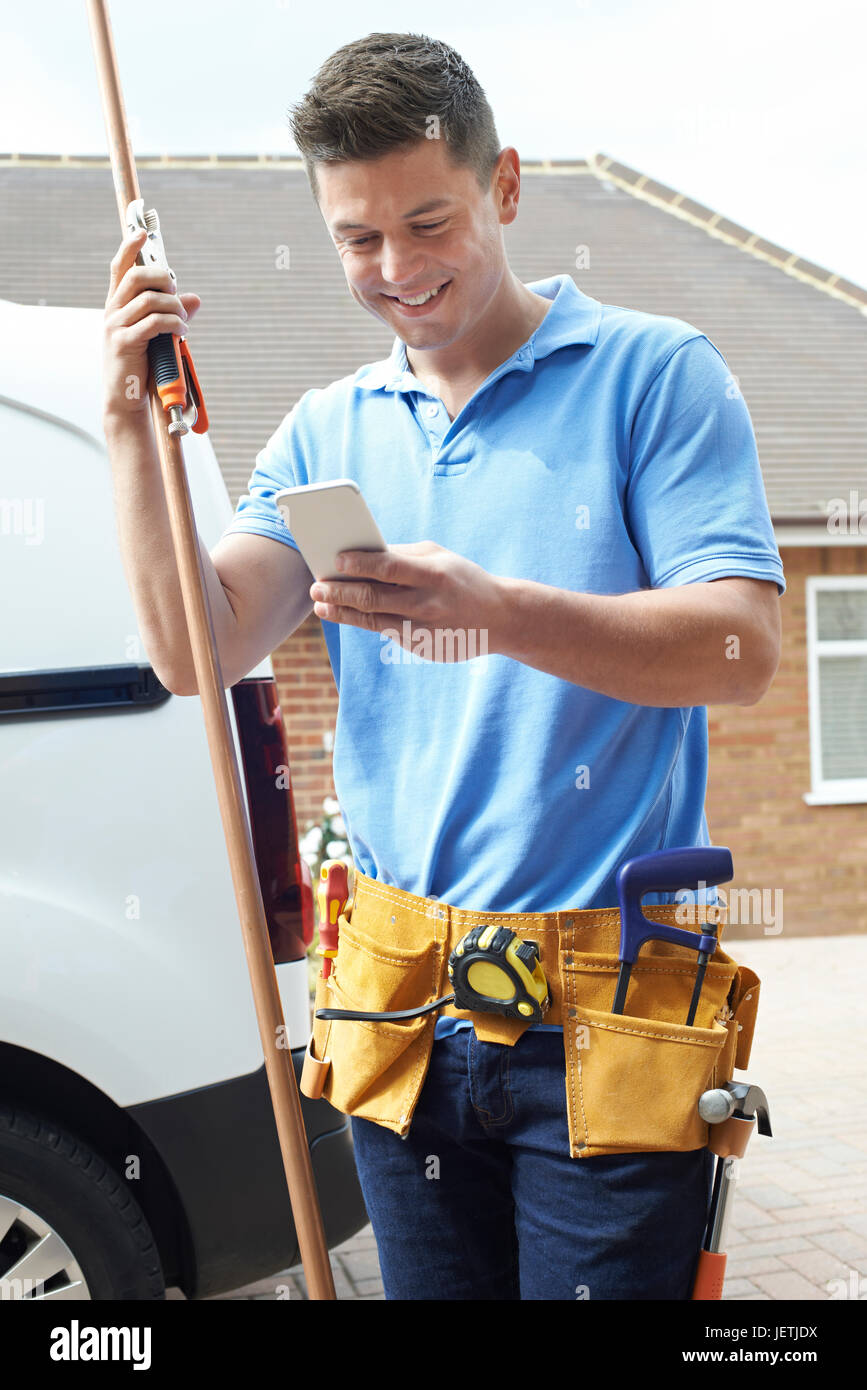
[126, 199, 208, 437]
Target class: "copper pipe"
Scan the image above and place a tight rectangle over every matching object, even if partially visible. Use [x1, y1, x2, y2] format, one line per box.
[86, 0, 335, 1300]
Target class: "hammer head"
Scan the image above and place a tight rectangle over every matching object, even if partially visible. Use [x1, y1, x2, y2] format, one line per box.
[725, 1081, 772, 1137]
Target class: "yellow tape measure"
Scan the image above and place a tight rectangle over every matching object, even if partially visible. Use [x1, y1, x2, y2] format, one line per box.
[448, 924, 549, 1023]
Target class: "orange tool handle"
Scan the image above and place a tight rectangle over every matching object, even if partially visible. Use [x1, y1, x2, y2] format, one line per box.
[180, 338, 209, 433]
[147, 334, 209, 433]
[317, 860, 349, 978]
[692, 1249, 727, 1300]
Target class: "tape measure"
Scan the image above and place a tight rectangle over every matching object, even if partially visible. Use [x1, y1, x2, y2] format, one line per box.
[448, 924, 549, 1023]
[315, 924, 550, 1026]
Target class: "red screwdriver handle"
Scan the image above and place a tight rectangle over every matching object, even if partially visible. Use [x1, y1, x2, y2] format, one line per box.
[317, 860, 349, 978]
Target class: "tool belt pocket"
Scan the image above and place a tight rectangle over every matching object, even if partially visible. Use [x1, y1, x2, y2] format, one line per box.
[716, 962, 761, 1083]
[561, 948, 735, 1159]
[305, 910, 441, 1130]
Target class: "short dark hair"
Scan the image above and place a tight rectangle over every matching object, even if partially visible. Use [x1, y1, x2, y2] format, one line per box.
[288, 33, 502, 200]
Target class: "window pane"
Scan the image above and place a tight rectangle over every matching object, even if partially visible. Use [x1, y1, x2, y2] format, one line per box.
[819, 655, 867, 779]
[817, 589, 867, 641]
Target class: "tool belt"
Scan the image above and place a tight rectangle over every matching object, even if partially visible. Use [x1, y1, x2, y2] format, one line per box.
[301, 870, 760, 1159]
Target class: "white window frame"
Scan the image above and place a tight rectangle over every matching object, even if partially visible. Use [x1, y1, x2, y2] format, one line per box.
[804, 575, 867, 805]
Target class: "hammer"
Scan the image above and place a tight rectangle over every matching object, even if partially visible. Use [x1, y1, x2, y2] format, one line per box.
[692, 1081, 772, 1300]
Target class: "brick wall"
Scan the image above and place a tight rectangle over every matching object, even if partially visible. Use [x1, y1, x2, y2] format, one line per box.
[271, 614, 337, 836]
[274, 544, 867, 936]
[709, 543, 867, 941]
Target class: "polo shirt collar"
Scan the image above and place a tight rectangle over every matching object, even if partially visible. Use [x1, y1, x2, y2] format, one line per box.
[354, 274, 602, 394]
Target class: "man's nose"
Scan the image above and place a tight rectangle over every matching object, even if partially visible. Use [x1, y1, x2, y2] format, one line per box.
[378, 240, 427, 289]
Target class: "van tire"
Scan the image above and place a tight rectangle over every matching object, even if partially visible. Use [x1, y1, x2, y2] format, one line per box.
[0, 1104, 165, 1300]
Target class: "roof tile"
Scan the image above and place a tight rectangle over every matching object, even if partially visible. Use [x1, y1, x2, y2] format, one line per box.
[1, 159, 863, 521]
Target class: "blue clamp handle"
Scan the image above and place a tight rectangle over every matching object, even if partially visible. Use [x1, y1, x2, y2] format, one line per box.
[616, 846, 733, 964]
[611, 847, 733, 1016]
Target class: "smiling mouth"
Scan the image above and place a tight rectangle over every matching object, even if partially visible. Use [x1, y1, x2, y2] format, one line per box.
[383, 280, 451, 306]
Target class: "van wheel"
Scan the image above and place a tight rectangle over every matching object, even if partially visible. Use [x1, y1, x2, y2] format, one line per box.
[0, 1105, 165, 1300]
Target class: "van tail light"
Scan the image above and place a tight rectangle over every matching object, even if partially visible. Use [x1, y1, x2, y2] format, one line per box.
[297, 855, 315, 947]
[230, 676, 313, 963]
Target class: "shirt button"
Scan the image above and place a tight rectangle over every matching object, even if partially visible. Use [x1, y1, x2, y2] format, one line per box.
[425, 403, 438, 418]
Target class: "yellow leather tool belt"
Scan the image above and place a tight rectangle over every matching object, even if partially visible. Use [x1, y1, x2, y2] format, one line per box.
[301, 870, 761, 1159]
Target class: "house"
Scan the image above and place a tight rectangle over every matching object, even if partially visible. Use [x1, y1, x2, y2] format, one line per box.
[1, 150, 864, 936]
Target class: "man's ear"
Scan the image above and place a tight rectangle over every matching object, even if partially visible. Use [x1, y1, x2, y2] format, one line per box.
[492, 147, 521, 226]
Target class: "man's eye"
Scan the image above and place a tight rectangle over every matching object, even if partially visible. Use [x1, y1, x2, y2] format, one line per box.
[346, 220, 446, 246]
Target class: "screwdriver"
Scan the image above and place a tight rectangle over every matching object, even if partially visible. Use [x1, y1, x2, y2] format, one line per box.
[611, 846, 734, 1023]
[317, 860, 350, 979]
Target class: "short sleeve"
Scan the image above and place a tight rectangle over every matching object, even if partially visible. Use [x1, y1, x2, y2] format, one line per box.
[220, 396, 313, 551]
[625, 335, 786, 597]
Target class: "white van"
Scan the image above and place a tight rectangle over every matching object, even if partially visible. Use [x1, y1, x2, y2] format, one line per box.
[0, 298, 366, 1299]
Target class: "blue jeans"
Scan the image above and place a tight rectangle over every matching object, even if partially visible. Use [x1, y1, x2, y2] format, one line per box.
[350, 1028, 713, 1300]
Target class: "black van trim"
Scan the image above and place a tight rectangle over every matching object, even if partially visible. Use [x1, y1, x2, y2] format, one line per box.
[126, 1050, 368, 1299]
[0, 663, 171, 717]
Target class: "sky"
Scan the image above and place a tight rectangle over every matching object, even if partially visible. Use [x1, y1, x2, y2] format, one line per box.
[1, 0, 865, 288]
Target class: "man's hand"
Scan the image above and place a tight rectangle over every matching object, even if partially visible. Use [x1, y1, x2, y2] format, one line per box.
[103, 227, 201, 422]
[309, 541, 504, 661]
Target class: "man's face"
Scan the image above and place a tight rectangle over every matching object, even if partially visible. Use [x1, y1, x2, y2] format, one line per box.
[316, 138, 513, 353]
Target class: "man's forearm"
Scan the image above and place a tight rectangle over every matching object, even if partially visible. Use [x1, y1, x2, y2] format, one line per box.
[491, 577, 769, 706]
[103, 408, 238, 692]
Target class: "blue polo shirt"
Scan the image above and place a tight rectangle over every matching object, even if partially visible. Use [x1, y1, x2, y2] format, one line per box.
[222, 273, 785, 1038]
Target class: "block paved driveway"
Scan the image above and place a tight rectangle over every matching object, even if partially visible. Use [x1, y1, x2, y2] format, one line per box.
[170, 935, 867, 1301]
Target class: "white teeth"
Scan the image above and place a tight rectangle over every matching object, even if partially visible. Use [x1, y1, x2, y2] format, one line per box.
[396, 285, 444, 306]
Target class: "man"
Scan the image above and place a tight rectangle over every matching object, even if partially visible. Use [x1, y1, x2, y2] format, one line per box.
[102, 32, 784, 1299]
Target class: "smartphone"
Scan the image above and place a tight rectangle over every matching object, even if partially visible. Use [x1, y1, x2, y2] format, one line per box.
[274, 479, 388, 581]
